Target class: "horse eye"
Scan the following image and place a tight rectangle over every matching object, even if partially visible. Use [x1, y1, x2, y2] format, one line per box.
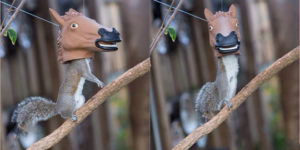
[209, 25, 213, 31]
[70, 23, 79, 29]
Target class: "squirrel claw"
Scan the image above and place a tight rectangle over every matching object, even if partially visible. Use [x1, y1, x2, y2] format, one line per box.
[216, 103, 222, 111]
[225, 101, 232, 109]
[97, 81, 105, 88]
[71, 115, 77, 122]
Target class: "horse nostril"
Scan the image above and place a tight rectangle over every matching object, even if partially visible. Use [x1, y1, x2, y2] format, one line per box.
[229, 31, 236, 37]
[97, 27, 121, 42]
[216, 33, 223, 42]
[98, 28, 105, 35]
[215, 31, 238, 47]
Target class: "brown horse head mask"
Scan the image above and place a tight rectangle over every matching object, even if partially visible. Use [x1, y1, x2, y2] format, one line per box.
[49, 8, 121, 63]
[204, 5, 240, 57]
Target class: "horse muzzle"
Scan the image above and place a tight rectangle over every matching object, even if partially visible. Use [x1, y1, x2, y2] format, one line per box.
[95, 28, 121, 51]
[214, 31, 240, 54]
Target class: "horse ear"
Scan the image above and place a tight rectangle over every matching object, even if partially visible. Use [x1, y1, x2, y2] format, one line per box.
[49, 8, 64, 26]
[228, 4, 236, 17]
[204, 8, 213, 20]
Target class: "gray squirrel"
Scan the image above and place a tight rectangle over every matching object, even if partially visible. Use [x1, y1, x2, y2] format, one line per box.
[11, 8, 121, 133]
[11, 58, 104, 132]
[195, 55, 239, 119]
[195, 5, 240, 121]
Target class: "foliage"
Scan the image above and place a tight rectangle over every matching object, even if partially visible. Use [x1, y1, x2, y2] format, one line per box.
[164, 27, 177, 42]
[3, 28, 17, 45]
[262, 79, 287, 150]
[110, 95, 131, 150]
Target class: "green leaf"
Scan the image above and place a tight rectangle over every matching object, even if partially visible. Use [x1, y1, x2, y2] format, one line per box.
[168, 27, 176, 42]
[7, 29, 17, 45]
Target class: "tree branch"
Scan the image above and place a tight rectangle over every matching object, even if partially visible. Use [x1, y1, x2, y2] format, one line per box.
[1, 0, 25, 149]
[0, 0, 17, 28]
[0, 0, 26, 36]
[150, 0, 175, 49]
[172, 46, 299, 150]
[150, 0, 185, 54]
[27, 58, 151, 150]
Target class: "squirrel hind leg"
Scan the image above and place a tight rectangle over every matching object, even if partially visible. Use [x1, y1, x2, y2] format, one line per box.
[216, 99, 232, 111]
[195, 82, 218, 112]
[75, 95, 85, 109]
[71, 115, 77, 122]
[224, 100, 233, 109]
[216, 101, 223, 110]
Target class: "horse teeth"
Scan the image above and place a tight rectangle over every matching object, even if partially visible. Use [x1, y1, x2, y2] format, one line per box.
[219, 45, 238, 51]
[99, 44, 117, 48]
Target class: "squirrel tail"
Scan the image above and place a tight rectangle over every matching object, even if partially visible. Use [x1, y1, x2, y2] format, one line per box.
[11, 97, 57, 133]
[196, 116, 208, 148]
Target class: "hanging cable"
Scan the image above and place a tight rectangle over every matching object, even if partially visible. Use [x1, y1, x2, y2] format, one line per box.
[152, 0, 207, 22]
[0, 1, 59, 27]
[1, 0, 207, 28]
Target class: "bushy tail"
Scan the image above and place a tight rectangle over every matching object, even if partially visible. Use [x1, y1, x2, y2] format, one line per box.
[196, 116, 208, 148]
[11, 97, 57, 133]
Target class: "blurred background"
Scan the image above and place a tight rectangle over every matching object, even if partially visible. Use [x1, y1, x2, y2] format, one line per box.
[1, 0, 150, 150]
[150, 0, 299, 150]
[1, 0, 299, 150]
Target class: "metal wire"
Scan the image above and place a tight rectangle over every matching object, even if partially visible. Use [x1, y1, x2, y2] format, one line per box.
[221, 0, 223, 11]
[0, 1, 59, 27]
[1, 0, 207, 28]
[152, 0, 207, 22]
[82, 0, 85, 15]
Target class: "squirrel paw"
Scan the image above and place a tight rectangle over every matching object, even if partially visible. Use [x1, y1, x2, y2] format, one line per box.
[216, 103, 223, 111]
[96, 81, 105, 88]
[225, 101, 232, 109]
[71, 115, 77, 122]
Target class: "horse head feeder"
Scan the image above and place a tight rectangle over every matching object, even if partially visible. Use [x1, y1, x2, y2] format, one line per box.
[204, 5, 240, 57]
[49, 8, 121, 63]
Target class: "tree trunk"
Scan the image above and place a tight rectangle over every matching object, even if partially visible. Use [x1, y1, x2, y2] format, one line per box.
[120, 1, 151, 150]
[267, 0, 299, 149]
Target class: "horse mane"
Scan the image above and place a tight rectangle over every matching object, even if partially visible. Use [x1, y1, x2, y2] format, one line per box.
[61, 9, 82, 21]
[208, 11, 234, 21]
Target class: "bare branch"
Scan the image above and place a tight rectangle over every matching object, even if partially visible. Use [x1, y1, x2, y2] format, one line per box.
[150, 0, 175, 49]
[0, 0, 17, 28]
[0, 0, 26, 36]
[172, 46, 299, 150]
[149, 0, 185, 54]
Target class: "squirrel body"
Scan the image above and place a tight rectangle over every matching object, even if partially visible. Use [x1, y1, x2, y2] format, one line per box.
[56, 58, 103, 120]
[194, 5, 240, 148]
[12, 58, 104, 132]
[11, 8, 121, 134]
[195, 55, 238, 119]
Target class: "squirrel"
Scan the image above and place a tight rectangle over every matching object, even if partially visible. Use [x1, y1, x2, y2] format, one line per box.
[195, 55, 239, 119]
[195, 5, 240, 121]
[11, 8, 121, 133]
[11, 58, 104, 132]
